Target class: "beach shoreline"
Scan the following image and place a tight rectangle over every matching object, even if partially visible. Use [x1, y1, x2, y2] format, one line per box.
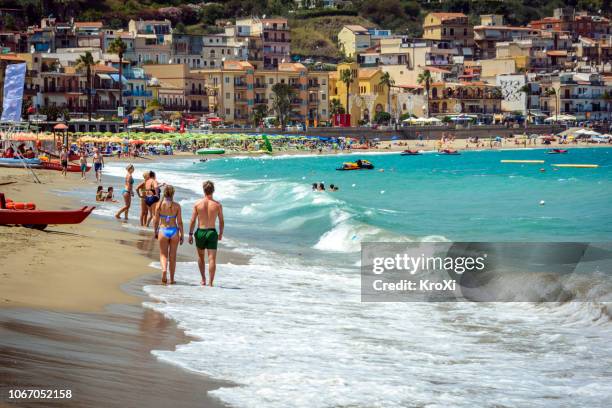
[96, 138, 611, 164]
[0, 167, 237, 407]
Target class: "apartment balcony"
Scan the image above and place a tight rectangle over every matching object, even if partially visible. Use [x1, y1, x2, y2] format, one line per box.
[42, 86, 85, 94]
[188, 106, 210, 113]
[186, 90, 207, 96]
[308, 99, 319, 105]
[308, 82, 320, 89]
[291, 98, 303, 106]
[560, 94, 603, 100]
[234, 97, 248, 104]
[254, 98, 268, 105]
[162, 104, 188, 111]
[234, 114, 249, 120]
[234, 81, 247, 89]
[264, 26, 290, 32]
[123, 89, 153, 97]
[289, 83, 302, 91]
[254, 82, 267, 89]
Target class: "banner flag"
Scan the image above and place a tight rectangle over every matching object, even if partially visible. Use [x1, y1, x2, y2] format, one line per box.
[1, 62, 27, 122]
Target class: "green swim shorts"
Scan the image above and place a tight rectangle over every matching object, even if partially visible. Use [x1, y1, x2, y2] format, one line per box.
[194, 228, 218, 250]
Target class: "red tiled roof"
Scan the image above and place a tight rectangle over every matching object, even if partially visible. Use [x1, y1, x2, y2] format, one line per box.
[547, 50, 568, 56]
[426, 67, 451, 73]
[93, 64, 118, 73]
[0, 54, 25, 62]
[428, 12, 467, 21]
[74, 22, 103, 28]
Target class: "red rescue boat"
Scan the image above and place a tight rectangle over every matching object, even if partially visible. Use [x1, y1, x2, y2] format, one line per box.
[42, 160, 91, 173]
[0, 206, 95, 230]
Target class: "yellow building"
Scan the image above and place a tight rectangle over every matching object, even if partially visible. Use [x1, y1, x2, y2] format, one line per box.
[142, 64, 208, 113]
[422, 12, 473, 47]
[337, 25, 371, 58]
[428, 81, 502, 117]
[194, 61, 329, 126]
[329, 62, 391, 126]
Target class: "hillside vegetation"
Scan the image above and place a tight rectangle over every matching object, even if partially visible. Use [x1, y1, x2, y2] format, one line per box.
[1, 0, 607, 61]
[290, 15, 376, 60]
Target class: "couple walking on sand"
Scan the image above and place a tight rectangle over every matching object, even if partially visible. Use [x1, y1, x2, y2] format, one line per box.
[153, 180, 224, 287]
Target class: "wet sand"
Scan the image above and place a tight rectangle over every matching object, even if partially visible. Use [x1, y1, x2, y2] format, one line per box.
[0, 274, 231, 408]
[0, 167, 236, 407]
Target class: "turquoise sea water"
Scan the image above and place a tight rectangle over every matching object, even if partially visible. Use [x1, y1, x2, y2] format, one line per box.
[197, 147, 612, 250]
[100, 147, 612, 408]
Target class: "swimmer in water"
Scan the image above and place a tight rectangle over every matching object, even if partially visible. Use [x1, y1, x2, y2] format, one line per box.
[329, 184, 339, 192]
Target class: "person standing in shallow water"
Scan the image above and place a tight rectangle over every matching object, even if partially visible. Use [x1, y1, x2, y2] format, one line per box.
[154, 185, 184, 285]
[115, 164, 135, 220]
[135, 171, 150, 226]
[188, 180, 224, 287]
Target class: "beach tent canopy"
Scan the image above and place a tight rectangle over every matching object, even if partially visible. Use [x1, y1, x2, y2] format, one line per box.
[544, 114, 576, 122]
[54, 123, 68, 130]
[574, 128, 600, 136]
[403, 117, 440, 124]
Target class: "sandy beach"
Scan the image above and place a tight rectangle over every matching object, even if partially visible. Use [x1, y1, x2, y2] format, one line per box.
[0, 166, 232, 407]
[1, 143, 610, 407]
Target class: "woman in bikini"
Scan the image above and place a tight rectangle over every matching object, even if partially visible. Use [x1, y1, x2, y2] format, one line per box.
[145, 171, 161, 227]
[135, 171, 150, 226]
[115, 164, 135, 220]
[153, 185, 184, 284]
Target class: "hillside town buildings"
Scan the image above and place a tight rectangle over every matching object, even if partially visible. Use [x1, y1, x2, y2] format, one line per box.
[0, 7, 610, 127]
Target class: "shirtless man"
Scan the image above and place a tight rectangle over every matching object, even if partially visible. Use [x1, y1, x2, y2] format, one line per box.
[188, 180, 224, 286]
[93, 148, 104, 183]
[59, 147, 68, 177]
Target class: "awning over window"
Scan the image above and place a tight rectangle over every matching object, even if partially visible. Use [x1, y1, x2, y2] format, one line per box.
[97, 73, 112, 80]
[109, 74, 127, 82]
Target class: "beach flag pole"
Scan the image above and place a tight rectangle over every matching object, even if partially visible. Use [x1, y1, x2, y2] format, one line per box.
[1, 63, 41, 183]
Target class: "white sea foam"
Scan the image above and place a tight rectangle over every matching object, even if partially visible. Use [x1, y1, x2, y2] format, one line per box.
[144, 257, 612, 408]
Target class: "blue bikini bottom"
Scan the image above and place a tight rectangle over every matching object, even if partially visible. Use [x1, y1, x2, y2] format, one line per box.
[160, 227, 178, 239]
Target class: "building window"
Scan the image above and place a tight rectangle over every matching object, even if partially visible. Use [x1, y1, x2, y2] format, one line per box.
[269, 78, 273, 84]
[226, 92, 230, 99]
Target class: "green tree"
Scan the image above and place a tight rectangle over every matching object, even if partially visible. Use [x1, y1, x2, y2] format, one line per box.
[75, 51, 99, 121]
[131, 106, 145, 132]
[330, 98, 345, 115]
[107, 37, 128, 109]
[379, 71, 395, 115]
[374, 111, 391, 125]
[271, 83, 294, 131]
[339, 68, 354, 115]
[251, 104, 268, 128]
[417, 69, 432, 118]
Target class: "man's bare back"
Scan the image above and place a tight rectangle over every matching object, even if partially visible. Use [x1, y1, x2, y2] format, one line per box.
[193, 197, 223, 232]
[188, 181, 224, 286]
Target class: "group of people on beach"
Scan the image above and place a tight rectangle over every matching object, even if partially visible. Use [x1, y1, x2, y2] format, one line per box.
[106, 164, 224, 287]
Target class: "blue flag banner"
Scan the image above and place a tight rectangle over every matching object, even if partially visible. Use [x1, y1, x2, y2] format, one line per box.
[1, 62, 26, 122]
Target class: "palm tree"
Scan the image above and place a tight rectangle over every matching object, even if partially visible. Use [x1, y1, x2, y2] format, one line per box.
[417, 69, 432, 118]
[379, 72, 395, 114]
[339, 69, 354, 115]
[545, 88, 557, 121]
[75, 51, 99, 121]
[132, 106, 144, 131]
[107, 38, 128, 110]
